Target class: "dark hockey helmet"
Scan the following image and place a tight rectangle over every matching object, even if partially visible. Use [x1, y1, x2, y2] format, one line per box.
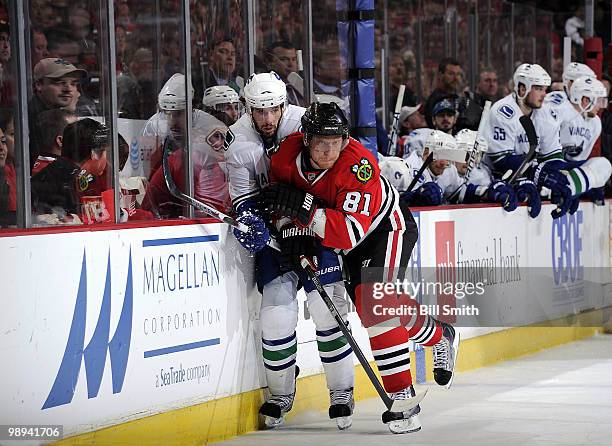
[301, 101, 349, 144]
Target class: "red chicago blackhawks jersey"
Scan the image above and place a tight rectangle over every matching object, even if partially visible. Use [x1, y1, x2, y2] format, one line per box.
[269, 132, 404, 252]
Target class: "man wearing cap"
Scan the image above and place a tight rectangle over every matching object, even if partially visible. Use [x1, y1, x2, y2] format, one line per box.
[399, 104, 426, 137]
[28, 57, 92, 167]
[432, 98, 457, 134]
[395, 98, 456, 159]
[30, 57, 90, 113]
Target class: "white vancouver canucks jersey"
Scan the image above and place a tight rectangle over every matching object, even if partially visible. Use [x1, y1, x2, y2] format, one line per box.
[225, 104, 305, 209]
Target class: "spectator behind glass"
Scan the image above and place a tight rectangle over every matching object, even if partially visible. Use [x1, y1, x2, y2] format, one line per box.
[0, 109, 15, 227]
[264, 41, 306, 107]
[162, 27, 182, 84]
[474, 67, 500, 106]
[117, 47, 156, 119]
[424, 58, 463, 127]
[46, 28, 82, 66]
[67, 5, 96, 72]
[31, 1, 60, 32]
[0, 124, 15, 227]
[29, 58, 97, 167]
[388, 54, 418, 115]
[115, 0, 135, 32]
[31, 109, 77, 175]
[565, 4, 585, 49]
[0, 20, 14, 108]
[31, 28, 49, 66]
[33, 118, 112, 224]
[313, 43, 346, 99]
[115, 25, 128, 74]
[206, 38, 239, 92]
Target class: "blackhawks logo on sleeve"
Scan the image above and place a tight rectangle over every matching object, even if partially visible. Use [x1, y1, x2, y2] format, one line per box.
[351, 158, 373, 183]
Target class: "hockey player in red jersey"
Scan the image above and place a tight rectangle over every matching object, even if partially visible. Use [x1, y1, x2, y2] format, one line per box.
[263, 101, 460, 433]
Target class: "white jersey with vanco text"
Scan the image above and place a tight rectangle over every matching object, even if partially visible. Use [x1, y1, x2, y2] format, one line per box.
[484, 93, 563, 169]
[225, 104, 305, 209]
[559, 106, 602, 161]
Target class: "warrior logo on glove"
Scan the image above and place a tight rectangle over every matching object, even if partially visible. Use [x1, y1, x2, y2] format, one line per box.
[351, 158, 373, 183]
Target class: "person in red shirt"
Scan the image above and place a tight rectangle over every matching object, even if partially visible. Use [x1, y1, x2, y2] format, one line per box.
[0, 125, 15, 227]
[263, 102, 460, 433]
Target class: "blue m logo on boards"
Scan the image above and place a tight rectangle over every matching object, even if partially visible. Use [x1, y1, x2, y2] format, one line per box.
[42, 250, 133, 410]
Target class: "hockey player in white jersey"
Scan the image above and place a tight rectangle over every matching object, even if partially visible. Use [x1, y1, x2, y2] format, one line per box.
[544, 62, 595, 123]
[138, 73, 231, 213]
[380, 130, 463, 206]
[561, 76, 607, 160]
[381, 130, 521, 212]
[202, 85, 243, 125]
[558, 76, 611, 206]
[224, 72, 355, 430]
[445, 129, 538, 215]
[484, 63, 580, 218]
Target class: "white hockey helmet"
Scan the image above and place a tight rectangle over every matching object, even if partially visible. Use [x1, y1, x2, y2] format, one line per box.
[158, 73, 194, 111]
[425, 130, 467, 163]
[513, 63, 551, 99]
[569, 76, 608, 114]
[455, 128, 487, 165]
[243, 71, 287, 113]
[202, 85, 240, 108]
[378, 156, 412, 193]
[562, 62, 595, 89]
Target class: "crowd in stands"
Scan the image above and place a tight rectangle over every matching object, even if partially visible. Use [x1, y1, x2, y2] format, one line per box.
[0, 0, 610, 228]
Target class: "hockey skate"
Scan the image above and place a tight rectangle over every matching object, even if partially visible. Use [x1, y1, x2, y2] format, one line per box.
[433, 322, 460, 388]
[382, 386, 422, 434]
[329, 388, 354, 430]
[259, 393, 295, 428]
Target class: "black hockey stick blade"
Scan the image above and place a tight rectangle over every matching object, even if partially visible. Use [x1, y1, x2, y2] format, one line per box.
[299, 257, 427, 412]
[505, 115, 538, 184]
[405, 152, 434, 193]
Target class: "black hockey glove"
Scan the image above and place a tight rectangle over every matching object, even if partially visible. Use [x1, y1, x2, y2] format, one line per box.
[279, 225, 318, 269]
[263, 183, 318, 227]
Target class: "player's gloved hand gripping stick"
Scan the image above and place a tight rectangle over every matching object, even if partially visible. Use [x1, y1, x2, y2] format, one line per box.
[161, 135, 281, 250]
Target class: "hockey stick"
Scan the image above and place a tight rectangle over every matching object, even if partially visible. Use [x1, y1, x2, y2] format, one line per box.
[161, 136, 281, 250]
[405, 152, 434, 193]
[447, 100, 492, 202]
[387, 85, 406, 156]
[504, 115, 538, 184]
[299, 257, 427, 413]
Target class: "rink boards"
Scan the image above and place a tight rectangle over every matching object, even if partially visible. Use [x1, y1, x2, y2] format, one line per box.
[0, 202, 610, 445]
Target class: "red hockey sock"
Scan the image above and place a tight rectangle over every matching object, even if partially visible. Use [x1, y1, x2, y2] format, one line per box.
[368, 326, 412, 393]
